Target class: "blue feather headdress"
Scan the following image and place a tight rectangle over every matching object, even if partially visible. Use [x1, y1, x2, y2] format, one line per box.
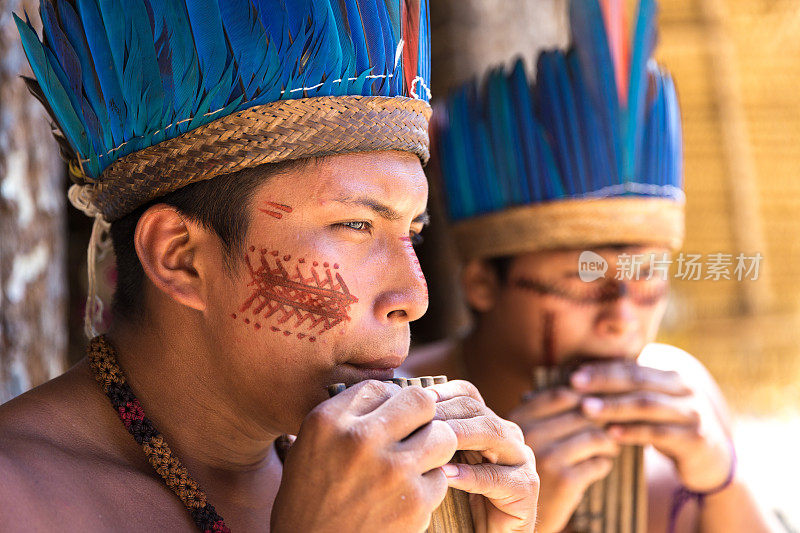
[434, 0, 684, 259]
[15, 0, 431, 221]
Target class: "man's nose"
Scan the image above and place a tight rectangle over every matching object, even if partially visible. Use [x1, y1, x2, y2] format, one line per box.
[594, 292, 639, 338]
[372, 237, 429, 324]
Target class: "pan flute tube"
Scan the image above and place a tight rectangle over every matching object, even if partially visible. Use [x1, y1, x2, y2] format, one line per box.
[328, 376, 474, 533]
[531, 366, 647, 533]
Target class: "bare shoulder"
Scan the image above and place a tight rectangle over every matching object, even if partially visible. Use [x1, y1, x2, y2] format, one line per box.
[401, 338, 461, 378]
[638, 343, 719, 387]
[0, 360, 187, 531]
[638, 342, 733, 427]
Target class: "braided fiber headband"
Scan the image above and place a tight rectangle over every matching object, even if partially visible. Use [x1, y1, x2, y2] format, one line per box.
[78, 96, 432, 221]
[451, 197, 685, 260]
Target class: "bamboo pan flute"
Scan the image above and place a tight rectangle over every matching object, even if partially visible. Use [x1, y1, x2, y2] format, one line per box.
[328, 376, 474, 533]
[533, 366, 647, 533]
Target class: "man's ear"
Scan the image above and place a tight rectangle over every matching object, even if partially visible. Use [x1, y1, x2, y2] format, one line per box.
[134, 205, 209, 312]
[461, 259, 502, 313]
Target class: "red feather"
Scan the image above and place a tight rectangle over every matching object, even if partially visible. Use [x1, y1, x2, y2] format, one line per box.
[402, 0, 420, 96]
[600, 0, 630, 105]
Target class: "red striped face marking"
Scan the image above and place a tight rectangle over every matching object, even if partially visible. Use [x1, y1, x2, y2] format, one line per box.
[259, 201, 293, 219]
[233, 248, 359, 342]
[400, 236, 427, 297]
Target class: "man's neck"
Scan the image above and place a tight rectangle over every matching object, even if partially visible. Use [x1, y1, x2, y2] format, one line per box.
[459, 326, 538, 418]
[106, 318, 284, 516]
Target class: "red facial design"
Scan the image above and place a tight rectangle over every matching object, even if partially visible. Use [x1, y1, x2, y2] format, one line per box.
[400, 236, 427, 297]
[259, 201, 293, 219]
[234, 247, 359, 342]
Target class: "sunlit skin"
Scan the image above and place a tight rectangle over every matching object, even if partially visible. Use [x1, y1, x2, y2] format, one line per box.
[0, 151, 538, 532]
[404, 246, 779, 533]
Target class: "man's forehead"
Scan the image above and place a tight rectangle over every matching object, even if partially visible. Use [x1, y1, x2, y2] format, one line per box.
[310, 152, 428, 208]
[514, 245, 670, 270]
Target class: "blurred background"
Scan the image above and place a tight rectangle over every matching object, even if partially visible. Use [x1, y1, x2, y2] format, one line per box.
[411, 0, 800, 529]
[0, 0, 796, 530]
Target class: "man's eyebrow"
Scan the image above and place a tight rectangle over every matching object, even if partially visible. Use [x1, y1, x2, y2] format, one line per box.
[332, 196, 428, 225]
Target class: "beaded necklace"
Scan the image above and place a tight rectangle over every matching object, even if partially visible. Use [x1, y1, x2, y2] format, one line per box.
[87, 335, 230, 533]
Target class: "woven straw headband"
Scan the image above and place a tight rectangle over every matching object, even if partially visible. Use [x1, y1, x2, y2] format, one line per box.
[451, 197, 686, 260]
[73, 95, 432, 222]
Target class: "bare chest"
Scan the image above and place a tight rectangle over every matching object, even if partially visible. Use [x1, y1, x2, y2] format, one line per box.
[5, 460, 198, 532]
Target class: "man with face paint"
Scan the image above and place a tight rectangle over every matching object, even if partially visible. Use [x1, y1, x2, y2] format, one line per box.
[0, 2, 539, 531]
[404, 1, 777, 532]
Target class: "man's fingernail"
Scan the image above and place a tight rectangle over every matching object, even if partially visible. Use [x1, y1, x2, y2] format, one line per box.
[571, 372, 589, 387]
[424, 388, 439, 402]
[441, 464, 460, 478]
[583, 397, 603, 414]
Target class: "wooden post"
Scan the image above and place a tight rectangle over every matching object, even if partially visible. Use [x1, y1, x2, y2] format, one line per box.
[0, 1, 66, 404]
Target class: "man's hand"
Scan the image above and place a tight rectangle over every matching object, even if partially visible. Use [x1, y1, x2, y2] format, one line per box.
[271, 380, 458, 532]
[571, 360, 733, 492]
[508, 387, 618, 533]
[430, 380, 539, 533]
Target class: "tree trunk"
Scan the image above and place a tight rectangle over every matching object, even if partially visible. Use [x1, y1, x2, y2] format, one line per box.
[0, 1, 66, 404]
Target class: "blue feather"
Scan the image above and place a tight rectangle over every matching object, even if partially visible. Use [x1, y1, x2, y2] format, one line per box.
[40, 2, 82, 116]
[42, 0, 112, 160]
[56, 1, 110, 151]
[340, 0, 371, 78]
[184, 0, 233, 110]
[147, 0, 200, 134]
[665, 74, 682, 189]
[553, 52, 589, 193]
[418, 0, 430, 99]
[569, 0, 622, 180]
[15, 14, 93, 168]
[625, 0, 657, 180]
[95, 0, 126, 92]
[450, 86, 481, 216]
[125, 1, 166, 133]
[220, 0, 272, 100]
[536, 128, 565, 200]
[283, 0, 309, 43]
[487, 68, 525, 206]
[374, 0, 396, 95]
[76, 0, 128, 147]
[536, 52, 577, 195]
[440, 99, 472, 219]
[254, 0, 288, 52]
[509, 59, 541, 202]
[568, 51, 612, 192]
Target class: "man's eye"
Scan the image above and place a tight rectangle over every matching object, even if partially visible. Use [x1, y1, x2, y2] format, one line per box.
[339, 221, 371, 231]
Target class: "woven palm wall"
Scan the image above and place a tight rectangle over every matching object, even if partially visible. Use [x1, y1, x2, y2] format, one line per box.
[655, 0, 800, 415]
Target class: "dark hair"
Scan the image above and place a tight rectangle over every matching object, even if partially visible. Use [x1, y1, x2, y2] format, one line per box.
[109, 159, 309, 323]
[487, 255, 514, 284]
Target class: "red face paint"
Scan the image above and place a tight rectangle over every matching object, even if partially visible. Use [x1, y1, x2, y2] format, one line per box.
[400, 236, 427, 297]
[234, 248, 359, 342]
[259, 201, 293, 219]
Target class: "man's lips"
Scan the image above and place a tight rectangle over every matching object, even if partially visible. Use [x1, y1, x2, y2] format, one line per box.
[334, 357, 404, 385]
[331, 364, 395, 385]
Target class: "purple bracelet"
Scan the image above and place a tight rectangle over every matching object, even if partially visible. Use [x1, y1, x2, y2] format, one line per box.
[668, 440, 737, 533]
